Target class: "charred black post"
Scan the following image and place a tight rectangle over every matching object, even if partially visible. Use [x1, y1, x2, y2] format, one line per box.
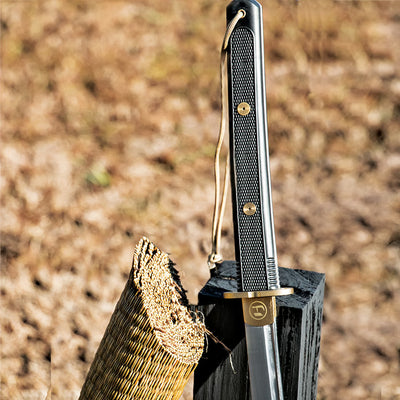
[194, 261, 325, 400]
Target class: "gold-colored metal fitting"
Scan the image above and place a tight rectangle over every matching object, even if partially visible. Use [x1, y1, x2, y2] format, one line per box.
[223, 287, 294, 299]
[224, 288, 294, 327]
[238, 102, 251, 116]
[243, 297, 276, 326]
[243, 202, 256, 215]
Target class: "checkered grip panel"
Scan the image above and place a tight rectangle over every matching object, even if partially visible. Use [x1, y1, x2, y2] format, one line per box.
[230, 27, 268, 292]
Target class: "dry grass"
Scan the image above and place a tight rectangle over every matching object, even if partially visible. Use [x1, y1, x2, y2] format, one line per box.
[1, 0, 399, 399]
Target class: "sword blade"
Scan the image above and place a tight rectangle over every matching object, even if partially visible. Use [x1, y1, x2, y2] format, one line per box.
[245, 322, 283, 400]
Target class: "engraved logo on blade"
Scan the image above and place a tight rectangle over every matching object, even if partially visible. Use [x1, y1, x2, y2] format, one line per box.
[243, 297, 275, 326]
[249, 301, 267, 320]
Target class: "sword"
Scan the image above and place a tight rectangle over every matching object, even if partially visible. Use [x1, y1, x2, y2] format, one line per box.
[223, 1, 293, 399]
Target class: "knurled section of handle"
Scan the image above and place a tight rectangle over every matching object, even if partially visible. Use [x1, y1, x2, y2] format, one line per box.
[230, 27, 268, 292]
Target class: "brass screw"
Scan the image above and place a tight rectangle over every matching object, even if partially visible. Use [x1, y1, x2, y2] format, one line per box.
[243, 202, 256, 216]
[237, 102, 251, 116]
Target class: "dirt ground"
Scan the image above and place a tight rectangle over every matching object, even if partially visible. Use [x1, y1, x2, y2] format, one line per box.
[1, 0, 400, 399]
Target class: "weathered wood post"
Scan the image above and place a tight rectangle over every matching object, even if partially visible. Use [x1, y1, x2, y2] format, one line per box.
[194, 261, 325, 400]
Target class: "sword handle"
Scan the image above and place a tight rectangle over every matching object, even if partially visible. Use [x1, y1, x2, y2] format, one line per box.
[227, 0, 279, 292]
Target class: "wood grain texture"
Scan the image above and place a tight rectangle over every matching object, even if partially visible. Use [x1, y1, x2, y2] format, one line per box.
[193, 261, 325, 400]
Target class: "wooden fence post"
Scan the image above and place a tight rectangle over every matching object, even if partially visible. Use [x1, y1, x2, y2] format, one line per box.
[193, 261, 325, 400]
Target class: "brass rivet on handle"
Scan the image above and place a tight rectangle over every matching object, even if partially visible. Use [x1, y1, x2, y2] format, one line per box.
[237, 102, 251, 116]
[243, 202, 256, 215]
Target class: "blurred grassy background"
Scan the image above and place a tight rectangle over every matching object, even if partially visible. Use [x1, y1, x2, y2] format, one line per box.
[1, 0, 399, 399]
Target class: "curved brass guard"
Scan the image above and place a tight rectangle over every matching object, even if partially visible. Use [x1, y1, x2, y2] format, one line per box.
[223, 287, 294, 299]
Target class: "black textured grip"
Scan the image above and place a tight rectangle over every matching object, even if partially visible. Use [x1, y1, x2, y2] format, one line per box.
[229, 27, 268, 292]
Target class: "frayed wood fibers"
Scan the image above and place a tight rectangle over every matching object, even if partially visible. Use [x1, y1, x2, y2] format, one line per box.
[79, 238, 205, 399]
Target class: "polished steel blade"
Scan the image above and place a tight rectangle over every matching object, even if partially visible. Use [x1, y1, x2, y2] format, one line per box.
[244, 321, 283, 400]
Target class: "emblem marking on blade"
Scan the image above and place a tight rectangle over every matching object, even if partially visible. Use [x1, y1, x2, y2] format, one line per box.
[249, 301, 267, 320]
[242, 297, 276, 326]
